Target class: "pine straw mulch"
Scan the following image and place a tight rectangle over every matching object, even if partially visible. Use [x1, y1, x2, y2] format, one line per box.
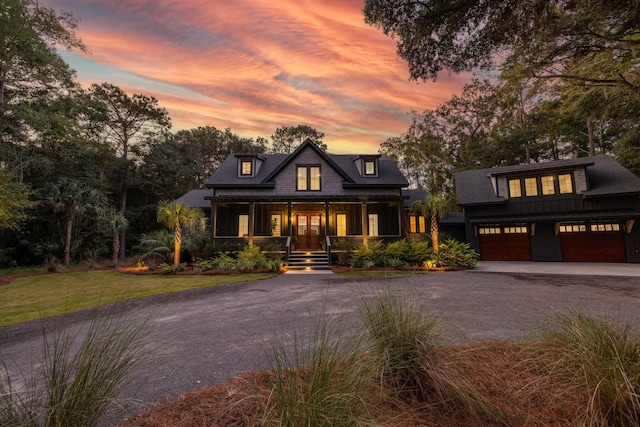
[117, 341, 584, 427]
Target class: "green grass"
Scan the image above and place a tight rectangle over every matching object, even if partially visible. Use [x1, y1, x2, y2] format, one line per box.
[0, 270, 277, 327]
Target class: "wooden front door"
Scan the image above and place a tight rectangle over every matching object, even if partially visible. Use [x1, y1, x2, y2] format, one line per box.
[296, 214, 322, 250]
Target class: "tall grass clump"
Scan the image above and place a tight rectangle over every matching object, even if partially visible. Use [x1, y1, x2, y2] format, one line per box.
[0, 311, 151, 427]
[536, 310, 640, 426]
[263, 313, 370, 426]
[359, 290, 507, 423]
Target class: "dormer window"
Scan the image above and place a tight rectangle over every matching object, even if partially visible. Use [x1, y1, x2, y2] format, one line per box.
[364, 160, 376, 176]
[241, 160, 252, 176]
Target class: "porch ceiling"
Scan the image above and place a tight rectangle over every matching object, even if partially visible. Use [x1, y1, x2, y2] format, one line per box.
[207, 195, 408, 203]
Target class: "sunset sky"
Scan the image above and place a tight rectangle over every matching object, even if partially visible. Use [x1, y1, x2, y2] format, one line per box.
[42, 0, 470, 153]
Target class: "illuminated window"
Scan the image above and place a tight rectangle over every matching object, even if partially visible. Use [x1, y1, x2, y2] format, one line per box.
[238, 215, 249, 237]
[271, 214, 281, 236]
[559, 223, 587, 233]
[364, 160, 376, 175]
[418, 216, 426, 233]
[336, 213, 347, 236]
[479, 226, 501, 234]
[368, 213, 379, 236]
[410, 216, 417, 233]
[297, 166, 321, 191]
[524, 178, 538, 196]
[509, 179, 522, 198]
[504, 226, 528, 234]
[559, 174, 573, 194]
[240, 160, 252, 176]
[590, 223, 620, 232]
[541, 176, 555, 195]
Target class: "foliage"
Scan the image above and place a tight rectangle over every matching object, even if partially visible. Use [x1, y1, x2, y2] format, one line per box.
[136, 229, 172, 263]
[332, 238, 356, 266]
[270, 125, 326, 154]
[0, 171, 36, 231]
[425, 239, 479, 269]
[263, 312, 370, 426]
[159, 262, 187, 274]
[236, 244, 267, 267]
[156, 201, 203, 266]
[0, 311, 150, 427]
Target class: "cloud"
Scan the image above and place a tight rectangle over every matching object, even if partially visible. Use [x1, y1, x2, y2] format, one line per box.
[45, 0, 470, 153]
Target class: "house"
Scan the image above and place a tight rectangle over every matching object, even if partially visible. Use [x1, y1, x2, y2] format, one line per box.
[456, 155, 640, 263]
[176, 140, 433, 266]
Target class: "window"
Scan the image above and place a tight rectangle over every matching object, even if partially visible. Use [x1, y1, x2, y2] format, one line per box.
[364, 160, 376, 175]
[238, 215, 249, 237]
[559, 174, 573, 194]
[504, 226, 528, 234]
[240, 160, 252, 176]
[297, 166, 321, 191]
[410, 216, 417, 233]
[559, 223, 587, 233]
[524, 178, 538, 196]
[418, 216, 426, 233]
[336, 213, 347, 236]
[271, 214, 281, 236]
[368, 213, 379, 236]
[541, 175, 555, 195]
[590, 223, 620, 232]
[509, 179, 522, 198]
[479, 226, 501, 234]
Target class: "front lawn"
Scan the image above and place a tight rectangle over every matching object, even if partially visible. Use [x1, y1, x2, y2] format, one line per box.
[0, 270, 277, 327]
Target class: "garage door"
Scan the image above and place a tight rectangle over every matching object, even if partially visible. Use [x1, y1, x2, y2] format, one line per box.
[478, 225, 532, 261]
[559, 223, 625, 263]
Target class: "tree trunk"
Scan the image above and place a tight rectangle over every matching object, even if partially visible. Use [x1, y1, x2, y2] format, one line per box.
[174, 225, 182, 265]
[64, 211, 73, 265]
[431, 213, 439, 253]
[118, 137, 129, 260]
[587, 116, 595, 156]
[111, 231, 120, 265]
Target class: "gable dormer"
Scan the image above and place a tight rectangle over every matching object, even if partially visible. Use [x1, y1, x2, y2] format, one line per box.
[353, 154, 381, 177]
[235, 154, 265, 178]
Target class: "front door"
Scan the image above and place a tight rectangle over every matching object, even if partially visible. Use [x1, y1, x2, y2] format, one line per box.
[296, 214, 321, 250]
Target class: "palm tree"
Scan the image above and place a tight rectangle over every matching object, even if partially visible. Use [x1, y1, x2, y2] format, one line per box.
[410, 193, 449, 252]
[105, 209, 128, 266]
[156, 201, 203, 265]
[43, 178, 106, 265]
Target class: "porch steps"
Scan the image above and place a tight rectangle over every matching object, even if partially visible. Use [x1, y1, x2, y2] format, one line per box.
[287, 251, 331, 271]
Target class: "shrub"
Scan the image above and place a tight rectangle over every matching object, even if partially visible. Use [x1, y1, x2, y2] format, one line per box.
[332, 238, 356, 266]
[160, 262, 187, 273]
[406, 241, 431, 266]
[212, 254, 236, 270]
[237, 245, 267, 267]
[260, 242, 283, 261]
[234, 260, 257, 272]
[384, 239, 411, 264]
[426, 238, 478, 268]
[0, 312, 150, 427]
[536, 310, 640, 426]
[263, 313, 370, 426]
[193, 258, 216, 271]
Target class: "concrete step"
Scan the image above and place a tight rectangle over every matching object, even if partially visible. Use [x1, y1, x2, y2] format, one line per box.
[287, 251, 330, 270]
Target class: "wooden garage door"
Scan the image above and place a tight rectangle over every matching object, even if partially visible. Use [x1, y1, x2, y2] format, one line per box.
[559, 223, 625, 263]
[478, 225, 532, 261]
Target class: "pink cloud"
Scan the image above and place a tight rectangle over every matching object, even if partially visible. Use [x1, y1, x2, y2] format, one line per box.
[44, 0, 470, 153]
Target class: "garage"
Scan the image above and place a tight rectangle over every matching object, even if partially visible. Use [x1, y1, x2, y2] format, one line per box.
[478, 225, 532, 261]
[559, 223, 626, 263]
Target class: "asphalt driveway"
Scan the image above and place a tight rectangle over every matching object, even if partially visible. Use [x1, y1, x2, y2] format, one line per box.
[2, 267, 640, 424]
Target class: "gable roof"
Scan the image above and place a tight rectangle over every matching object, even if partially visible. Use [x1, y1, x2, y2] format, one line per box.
[176, 189, 212, 209]
[206, 139, 409, 189]
[456, 155, 640, 206]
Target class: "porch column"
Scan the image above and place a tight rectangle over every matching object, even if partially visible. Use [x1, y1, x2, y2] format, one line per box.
[397, 201, 403, 237]
[211, 201, 217, 242]
[288, 202, 293, 236]
[362, 201, 368, 246]
[324, 202, 330, 238]
[248, 202, 255, 245]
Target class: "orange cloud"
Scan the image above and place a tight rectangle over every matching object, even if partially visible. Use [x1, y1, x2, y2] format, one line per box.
[45, 0, 470, 153]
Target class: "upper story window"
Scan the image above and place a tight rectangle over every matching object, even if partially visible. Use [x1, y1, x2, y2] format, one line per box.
[524, 178, 538, 196]
[541, 175, 555, 195]
[364, 160, 376, 175]
[507, 172, 576, 199]
[559, 174, 573, 194]
[508, 179, 522, 198]
[240, 160, 252, 176]
[297, 165, 321, 191]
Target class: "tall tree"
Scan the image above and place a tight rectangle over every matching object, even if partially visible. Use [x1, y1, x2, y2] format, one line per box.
[270, 125, 325, 154]
[90, 83, 171, 260]
[42, 178, 106, 265]
[156, 201, 203, 266]
[363, 0, 640, 94]
[0, 170, 35, 231]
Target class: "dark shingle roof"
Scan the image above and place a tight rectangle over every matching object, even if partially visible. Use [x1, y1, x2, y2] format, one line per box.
[456, 155, 640, 206]
[176, 189, 212, 209]
[205, 140, 408, 189]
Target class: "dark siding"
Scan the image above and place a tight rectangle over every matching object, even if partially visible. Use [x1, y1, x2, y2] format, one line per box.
[530, 223, 562, 262]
